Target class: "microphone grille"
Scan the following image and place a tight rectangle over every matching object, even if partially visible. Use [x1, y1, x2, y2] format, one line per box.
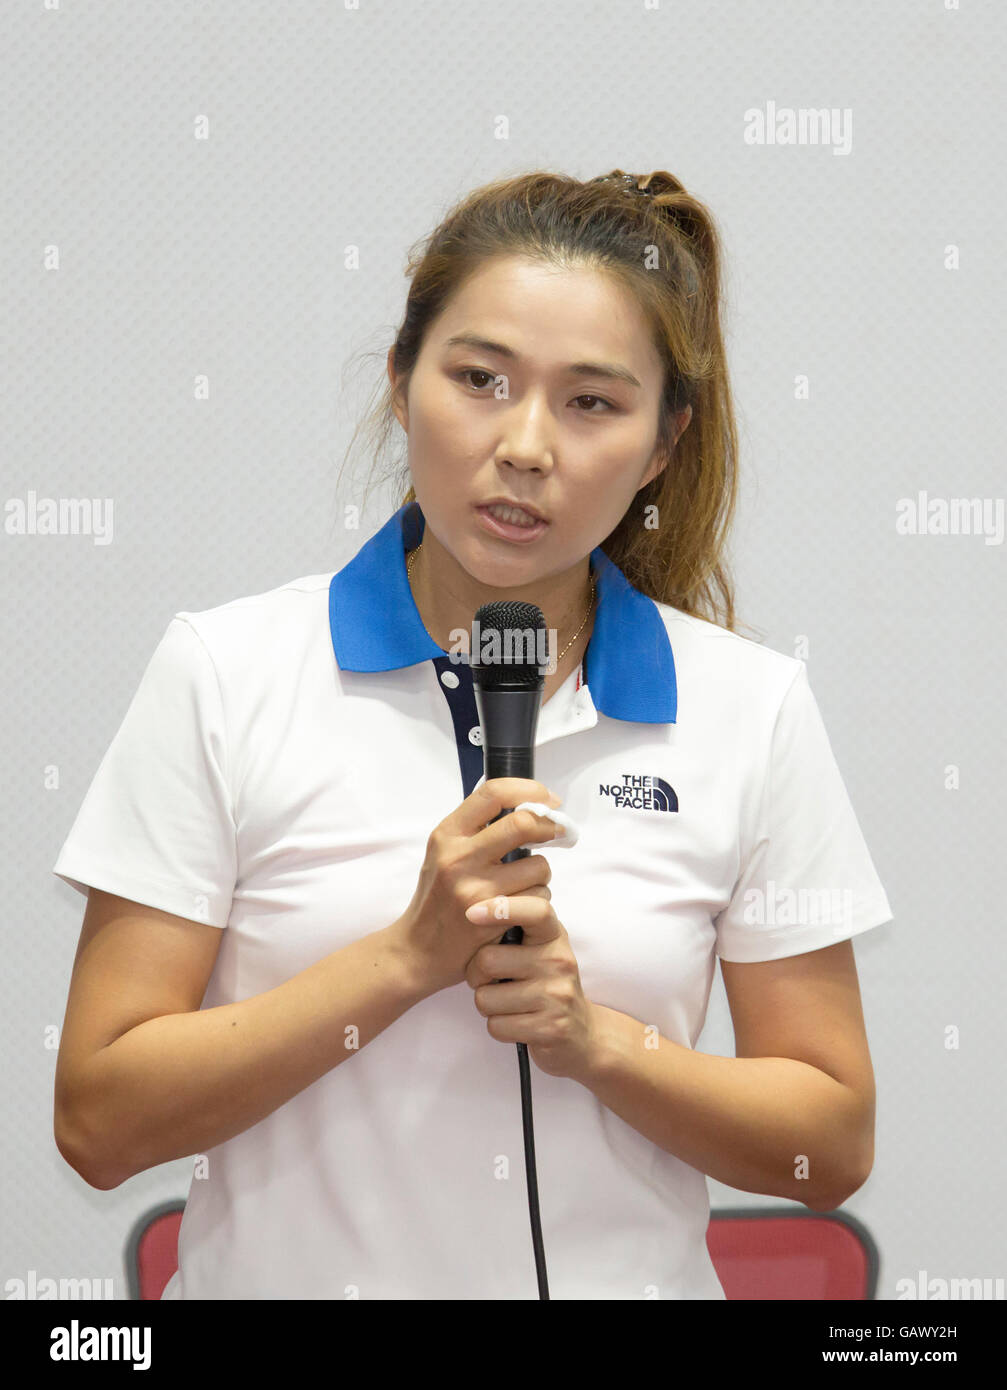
[471, 601, 547, 689]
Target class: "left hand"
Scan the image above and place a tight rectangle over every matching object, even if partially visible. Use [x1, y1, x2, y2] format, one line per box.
[464, 893, 603, 1082]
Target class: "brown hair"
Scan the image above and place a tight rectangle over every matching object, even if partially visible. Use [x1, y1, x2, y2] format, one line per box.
[338, 169, 759, 638]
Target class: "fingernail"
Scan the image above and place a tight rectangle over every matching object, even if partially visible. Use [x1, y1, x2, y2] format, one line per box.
[466, 902, 490, 923]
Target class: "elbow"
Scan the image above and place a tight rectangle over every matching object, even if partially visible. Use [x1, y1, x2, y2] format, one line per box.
[82, 1159, 129, 1191]
[809, 1101, 875, 1212]
[54, 1108, 128, 1192]
[60, 1144, 128, 1192]
[808, 1159, 873, 1213]
[807, 1189, 847, 1214]
[54, 1127, 97, 1189]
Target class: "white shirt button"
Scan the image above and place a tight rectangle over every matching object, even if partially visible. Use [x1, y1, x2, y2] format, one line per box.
[468, 726, 483, 746]
[440, 670, 460, 689]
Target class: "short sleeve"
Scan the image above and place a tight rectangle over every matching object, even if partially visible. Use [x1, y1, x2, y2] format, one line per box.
[52, 616, 237, 928]
[714, 662, 893, 963]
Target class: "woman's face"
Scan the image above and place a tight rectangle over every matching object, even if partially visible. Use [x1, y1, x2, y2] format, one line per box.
[390, 253, 688, 587]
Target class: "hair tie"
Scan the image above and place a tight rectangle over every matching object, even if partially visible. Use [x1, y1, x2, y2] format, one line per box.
[625, 174, 656, 199]
[592, 171, 656, 200]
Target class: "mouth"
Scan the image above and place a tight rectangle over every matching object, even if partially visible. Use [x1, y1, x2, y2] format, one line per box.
[474, 501, 550, 543]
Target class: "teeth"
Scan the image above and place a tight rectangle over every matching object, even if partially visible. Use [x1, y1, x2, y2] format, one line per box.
[486, 503, 540, 528]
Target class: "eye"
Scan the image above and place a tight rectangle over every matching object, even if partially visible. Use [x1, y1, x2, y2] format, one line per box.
[457, 368, 497, 391]
[572, 394, 616, 413]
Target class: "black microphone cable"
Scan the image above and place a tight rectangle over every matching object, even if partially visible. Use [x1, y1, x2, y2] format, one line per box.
[495, 832, 549, 1300]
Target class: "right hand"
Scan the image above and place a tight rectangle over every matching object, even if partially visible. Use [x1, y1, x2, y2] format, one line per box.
[390, 778, 563, 999]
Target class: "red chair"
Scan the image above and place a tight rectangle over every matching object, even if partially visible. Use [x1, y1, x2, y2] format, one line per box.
[707, 1206, 879, 1299]
[126, 1200, 185, 1300]
[127, 1200, 879, 1299]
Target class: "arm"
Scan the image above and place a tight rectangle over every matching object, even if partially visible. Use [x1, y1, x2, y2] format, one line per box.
[578, 941, 876, 1212]
[583, 1006, 866, 1210]
[62, 920, 427, 1190]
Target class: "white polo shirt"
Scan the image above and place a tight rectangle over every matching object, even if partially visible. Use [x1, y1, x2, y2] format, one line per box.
[53, 498, 893, 1300]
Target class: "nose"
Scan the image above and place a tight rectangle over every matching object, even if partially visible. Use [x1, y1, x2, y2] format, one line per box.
[495, 393, 556, 473]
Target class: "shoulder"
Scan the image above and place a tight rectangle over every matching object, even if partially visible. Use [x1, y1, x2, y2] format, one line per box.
[167, 572, 335, 683]
[652, 600, 806, 722]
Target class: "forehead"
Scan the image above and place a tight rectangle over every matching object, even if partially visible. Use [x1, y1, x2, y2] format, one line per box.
[430, 255, 663, 383]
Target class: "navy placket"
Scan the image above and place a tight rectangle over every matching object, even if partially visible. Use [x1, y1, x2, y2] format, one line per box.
[431, 652, 485, 797]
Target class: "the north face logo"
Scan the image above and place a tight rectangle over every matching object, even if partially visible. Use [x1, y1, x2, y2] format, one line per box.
[599, 774, 679, 811]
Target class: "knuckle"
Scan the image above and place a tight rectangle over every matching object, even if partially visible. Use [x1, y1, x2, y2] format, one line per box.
[428, 826, 451, 859]
[455, 877, 481, 905]
[436, 842, 465, 877]
[431, 858, 456, 891]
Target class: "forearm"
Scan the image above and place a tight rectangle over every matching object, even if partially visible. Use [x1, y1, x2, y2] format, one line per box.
[582, 1004, 869, 1211]
[66, 924, 425, 1189]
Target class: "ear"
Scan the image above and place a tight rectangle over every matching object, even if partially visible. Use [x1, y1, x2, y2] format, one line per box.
[672, 404, 693, 447]
[639, 406, 693, 491]
[387, 347, 408, 431]
[639, 446, 669, 492]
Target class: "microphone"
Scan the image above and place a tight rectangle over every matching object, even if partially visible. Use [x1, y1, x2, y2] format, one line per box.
[469, 599, 550, 1300]
[469, 599, 547, 919]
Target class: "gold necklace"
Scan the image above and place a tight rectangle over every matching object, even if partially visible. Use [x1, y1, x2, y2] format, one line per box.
[406, 541, 596, 662]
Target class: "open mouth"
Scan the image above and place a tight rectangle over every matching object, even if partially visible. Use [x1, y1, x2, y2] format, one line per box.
[475, 503, 550, 542]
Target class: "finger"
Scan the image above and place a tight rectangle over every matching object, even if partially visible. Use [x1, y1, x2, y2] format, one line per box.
[485, 945, 537, 985]
[486, 1011, 543, 1045]
[474, 978, 538, 1017]
[446, 779, 561, 839]
[485, 866, 552, 902]
[466, 936, 539, 988]
[468, 893, 558, 946]
[476, 805, 562, 865]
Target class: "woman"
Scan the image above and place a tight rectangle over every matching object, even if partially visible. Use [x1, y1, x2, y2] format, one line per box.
[52, 170, 892, 1300]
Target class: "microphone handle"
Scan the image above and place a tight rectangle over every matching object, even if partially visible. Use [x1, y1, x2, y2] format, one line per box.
[485, 744, 532, 946]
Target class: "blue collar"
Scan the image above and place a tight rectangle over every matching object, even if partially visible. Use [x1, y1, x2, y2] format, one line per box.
[328, 500, 676, 723]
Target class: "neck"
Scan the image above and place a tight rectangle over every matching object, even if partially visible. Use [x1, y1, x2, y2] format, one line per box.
[407, 531, 596, 673]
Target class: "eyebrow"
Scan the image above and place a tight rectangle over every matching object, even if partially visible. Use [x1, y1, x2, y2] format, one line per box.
[442, 333, 642, 390]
